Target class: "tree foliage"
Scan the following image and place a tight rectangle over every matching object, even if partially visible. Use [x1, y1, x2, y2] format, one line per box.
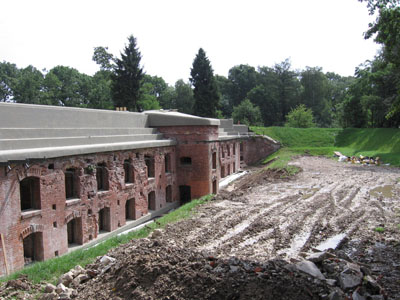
[285, 104, 316, 128]
[190, 48, 219, 118]
[112, 35, 144, 111]
[232, 99, 263, 126]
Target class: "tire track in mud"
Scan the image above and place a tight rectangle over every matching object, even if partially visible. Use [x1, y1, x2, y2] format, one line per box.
[163, 157, 400, 262]
[196, 194, 301, 253]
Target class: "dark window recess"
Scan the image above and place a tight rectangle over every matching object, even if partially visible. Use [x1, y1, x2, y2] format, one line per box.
[20, 177, 41, 211]
[124, 160, 133, 183]
[148, 191, 156, 210]
[180, 157, 192, 165]
[166, 185, 172, 202]
[212, 152, 217, 169]
[165, 154, 171, 173]
[65, 168, 77, 199]
[96, 163, 109, 191]
[145, 155, 155, 178]
[233, 144, 236, 155]
[48, 163, 54, 170]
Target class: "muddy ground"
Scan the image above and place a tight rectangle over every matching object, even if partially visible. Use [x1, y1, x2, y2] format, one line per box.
[1, 156, 400, 299]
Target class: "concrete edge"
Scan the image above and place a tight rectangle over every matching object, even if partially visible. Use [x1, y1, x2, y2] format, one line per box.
[0, 140, 177, 163]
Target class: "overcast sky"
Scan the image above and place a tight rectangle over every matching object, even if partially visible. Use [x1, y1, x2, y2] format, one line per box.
[1, 0, 380, 85]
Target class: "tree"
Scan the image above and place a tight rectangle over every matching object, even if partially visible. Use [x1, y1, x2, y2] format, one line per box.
[42, 66, 89, 107]
[13, 65, 44, 104]
[0, 61, 18, 102]
[227, 64, 258, 106]
[300, 67, 331, 127]
[274, 59, 302, 123]
[232, 99, 263, 126]
[92, 46, 115, 72]
[360, 0, 400, 125]
[87, 71, 114, 109]
[174, 79, 194, 114]
[247, 85, 280, 126]
[112, 35, 144, 111]
[285, 104, 315, 128]
[190, 48, 219, 118]
[215, 75, 233, 117]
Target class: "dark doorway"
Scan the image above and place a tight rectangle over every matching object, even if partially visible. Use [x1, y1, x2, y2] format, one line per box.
[212, 152, 217, 169]
[23, 232, 44, 265]
[212, 180, 217, 194]
[166, 185, 172, 202]
[67, 218, 82, 246]
[125, 198, 135, 220]
[148, 191, 156, 211]
[179, 185, 191, 204]
[98, 207, 111, 232]
[20, 177, 41, 211]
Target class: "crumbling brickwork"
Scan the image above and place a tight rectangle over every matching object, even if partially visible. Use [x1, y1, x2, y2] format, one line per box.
[0, 115, 279, 277]
[0, 147, 176, 275]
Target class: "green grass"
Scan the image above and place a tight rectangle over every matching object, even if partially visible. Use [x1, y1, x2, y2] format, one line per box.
[251, 127, 400, 169]
[374, 226, 385, 233]
[0, 195, 213, 284]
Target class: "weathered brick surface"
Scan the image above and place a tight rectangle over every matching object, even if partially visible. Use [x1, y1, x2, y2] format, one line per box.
[242, 137, 280, 165]
[0, 146, 176, 276]
[0, 124, 279, 276]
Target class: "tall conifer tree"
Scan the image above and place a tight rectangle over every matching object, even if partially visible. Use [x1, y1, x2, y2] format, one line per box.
[190, 48, 219, 117]
[112, 35, 144, 111]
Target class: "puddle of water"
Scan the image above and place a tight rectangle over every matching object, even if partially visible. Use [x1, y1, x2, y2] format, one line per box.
[315, 233, 346, 251]
[370, 185, 394, 199]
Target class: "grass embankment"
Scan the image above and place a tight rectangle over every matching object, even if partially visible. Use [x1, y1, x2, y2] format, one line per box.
[251, 127, 400, 170]
[0, 195, 213, 284]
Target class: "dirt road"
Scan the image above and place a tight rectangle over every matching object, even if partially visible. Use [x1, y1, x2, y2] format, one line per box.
[167, 156, 400, 262]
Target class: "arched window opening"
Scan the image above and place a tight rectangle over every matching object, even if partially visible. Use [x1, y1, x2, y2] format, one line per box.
[20, 177, 41, 211]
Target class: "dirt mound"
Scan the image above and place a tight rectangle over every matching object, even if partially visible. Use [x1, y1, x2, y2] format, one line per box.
[75, 238, 330, 300]
[0, 274, 41, 299]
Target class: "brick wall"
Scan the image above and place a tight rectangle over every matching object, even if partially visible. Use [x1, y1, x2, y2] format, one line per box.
[242, 137, 280, 165]
[0, 146, 176, 276]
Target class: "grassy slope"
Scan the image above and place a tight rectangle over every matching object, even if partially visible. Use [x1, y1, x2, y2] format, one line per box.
[251, 127, 400, 167]
[0, 195, 212, 284]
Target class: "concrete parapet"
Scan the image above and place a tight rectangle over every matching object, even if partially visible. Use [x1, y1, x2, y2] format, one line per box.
[0, 103, 148, 129]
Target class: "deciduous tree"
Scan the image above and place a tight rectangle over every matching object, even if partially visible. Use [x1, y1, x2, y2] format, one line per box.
[285, 104, 316, 128]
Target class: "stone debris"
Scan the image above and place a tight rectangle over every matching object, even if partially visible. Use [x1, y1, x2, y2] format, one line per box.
[35, 239, 388, 300]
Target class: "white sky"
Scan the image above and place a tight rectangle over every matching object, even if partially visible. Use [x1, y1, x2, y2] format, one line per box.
[0, 0, 380, 85]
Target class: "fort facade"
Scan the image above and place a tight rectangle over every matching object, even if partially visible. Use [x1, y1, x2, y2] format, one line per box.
[0, 103, 279, 276]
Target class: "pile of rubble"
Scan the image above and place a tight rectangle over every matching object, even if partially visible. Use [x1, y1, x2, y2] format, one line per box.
[334, 152, 383, 165]
[36, 231, 388, 300]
